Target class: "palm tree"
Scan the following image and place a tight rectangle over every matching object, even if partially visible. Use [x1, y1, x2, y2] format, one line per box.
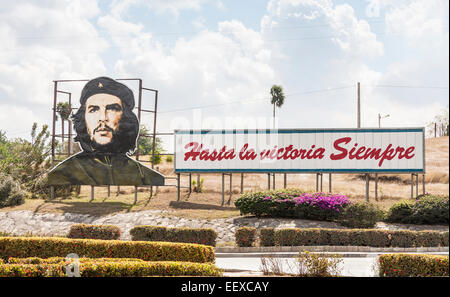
[270, 85, 285, 128]
[56, 102, 72, 154]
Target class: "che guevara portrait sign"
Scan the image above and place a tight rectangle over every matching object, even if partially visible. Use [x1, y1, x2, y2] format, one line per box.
[47, 77, 164, 186]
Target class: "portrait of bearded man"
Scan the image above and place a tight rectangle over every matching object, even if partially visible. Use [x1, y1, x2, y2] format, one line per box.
[47, 77, 164, 186]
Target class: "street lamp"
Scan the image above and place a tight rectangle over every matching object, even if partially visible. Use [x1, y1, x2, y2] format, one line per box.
[378, 113, 390, 128]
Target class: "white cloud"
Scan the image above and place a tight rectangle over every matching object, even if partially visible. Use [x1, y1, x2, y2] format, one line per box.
[109, 0, 219, 17]
[0, 0, 108, 138]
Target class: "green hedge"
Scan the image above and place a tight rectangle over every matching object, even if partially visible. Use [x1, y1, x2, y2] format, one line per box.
[235, 227, 257, 247]
[67, 224, 121, 240]
[264, 228, 448, 247]
[0, 237, 215, 263]
[130, 226, 217, 247]
[378, 254, 449, 277]
[259, 228, 275, 247]
[337, 202, 384, 228]
[234, 189, 305, 217]
[0, 258, 222, 277]
[386, 195, 449, 225]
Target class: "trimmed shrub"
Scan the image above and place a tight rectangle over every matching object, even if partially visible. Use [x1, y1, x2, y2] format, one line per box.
[337, 202, 384, 228]
[0, 258, 222, 277]
[235, 189, 350, 222]
[235, 227, 257, 247]
[443, 231, 449, 246]
[7, 257, 144, 264]
[0, 172, 26, 208]
[262, 228, 447, 248]
[234, 189, 305, 217]
[385, 200, 414, 223]
[130, 226, 217, 247]
[259, 228, 275, 247]
[67, 224, 121, 240]
[0, 237, 215, 263]
[386, 195, 449, 225]
[378, 254, 449, 277]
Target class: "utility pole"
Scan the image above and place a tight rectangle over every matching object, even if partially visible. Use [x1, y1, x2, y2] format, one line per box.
[357, 82, 361, 128]
[378, 113, 390, 128]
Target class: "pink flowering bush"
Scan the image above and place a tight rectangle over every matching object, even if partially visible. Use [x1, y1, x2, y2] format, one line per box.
[235, 189, 350, 222]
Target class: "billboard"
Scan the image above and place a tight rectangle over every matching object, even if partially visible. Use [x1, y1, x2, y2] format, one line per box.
[174, 128, 425, 174]
[46, 76, 165, 186]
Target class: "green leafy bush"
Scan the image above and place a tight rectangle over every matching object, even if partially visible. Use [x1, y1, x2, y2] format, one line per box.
[337, 202, 384, 228]
[263, 228, 447, 247]
[0, 172, 26, 208]
[0, 258, 222, 277]
[378, 254, 449, 277]
[386, 195, 449, 225]
[259, 228, 275, 247]
[235, 227, 257, 247]
[234, 189, 304, 217]
[0, 237, 215, 263]
[235, 189, 350, 222]
[130, 226, 217, 246]
[67, 224, 121, 240]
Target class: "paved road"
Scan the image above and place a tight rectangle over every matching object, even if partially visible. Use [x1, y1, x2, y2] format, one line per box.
[215, 252, 450, 277]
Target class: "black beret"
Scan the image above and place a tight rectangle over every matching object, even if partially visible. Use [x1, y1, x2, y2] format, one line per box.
[80, 77, 135, 110]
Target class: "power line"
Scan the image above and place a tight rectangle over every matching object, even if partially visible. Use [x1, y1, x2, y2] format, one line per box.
[158, 85, 354, 113]
[371, 85, 449, 89]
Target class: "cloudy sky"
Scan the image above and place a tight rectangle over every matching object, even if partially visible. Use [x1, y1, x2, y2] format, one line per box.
[0, 0, 448, 151]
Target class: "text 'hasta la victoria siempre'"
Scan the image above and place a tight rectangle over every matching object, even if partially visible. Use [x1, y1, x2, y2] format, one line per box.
[183, 137, 416, 167]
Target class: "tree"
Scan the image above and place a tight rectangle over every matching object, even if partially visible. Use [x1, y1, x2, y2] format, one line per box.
[137, 125, 164, 165]
[270, 85, 285, 128]
[0, 123, 52, 189]
[56, 102, 72, 154]
[426, 105, 449, 137]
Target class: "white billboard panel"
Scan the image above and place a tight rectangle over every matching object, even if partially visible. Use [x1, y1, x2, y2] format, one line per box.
[174, 128, 425, 173]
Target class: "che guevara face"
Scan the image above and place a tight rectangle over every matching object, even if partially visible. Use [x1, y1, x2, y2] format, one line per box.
[85, 93, 123, 146]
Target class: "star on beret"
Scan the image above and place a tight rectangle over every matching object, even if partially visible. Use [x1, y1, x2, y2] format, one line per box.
[98, 82, 103, 88]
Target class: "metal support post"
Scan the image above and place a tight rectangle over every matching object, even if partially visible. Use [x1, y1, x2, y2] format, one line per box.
[90, 186, 94, 202]
[375, 174, 378, 201]
[222, 173, 225, 206]
[240, 173, 244, 193]
[328, 174, 332, 193]
[422, 174, 425, 195]
[284, 173, 287, 189]
[177, 173, 180, 201]
[365, 174, 369, 202]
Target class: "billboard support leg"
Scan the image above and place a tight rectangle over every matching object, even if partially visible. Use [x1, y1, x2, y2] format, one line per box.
[107, 185, 110, 198]
[240, 173, 244, 193]
[365, 174, 369, 202]
[197, 174, 200, 192]
[415, 174, 419, 198]
[90, 186, 94, 202]
[134, 186, 138, 205]
[116, 186, 120, 197]
[422, 174, 425, 195]
[222, 173, 225, 206]
[320, 173, 323, 192]
[284, 174, 287, 189]
[411, 174, 414, 199]
[189, 173, 192, 195]
[329, 174, 332, 193]
[177, 173, 180, 201]
[315, 174, 319, 192]
[375, 174, 378, 201]
[228, 174, 232, 205]
[267, 174, 270, 190]
[272, 173, 275, 190]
